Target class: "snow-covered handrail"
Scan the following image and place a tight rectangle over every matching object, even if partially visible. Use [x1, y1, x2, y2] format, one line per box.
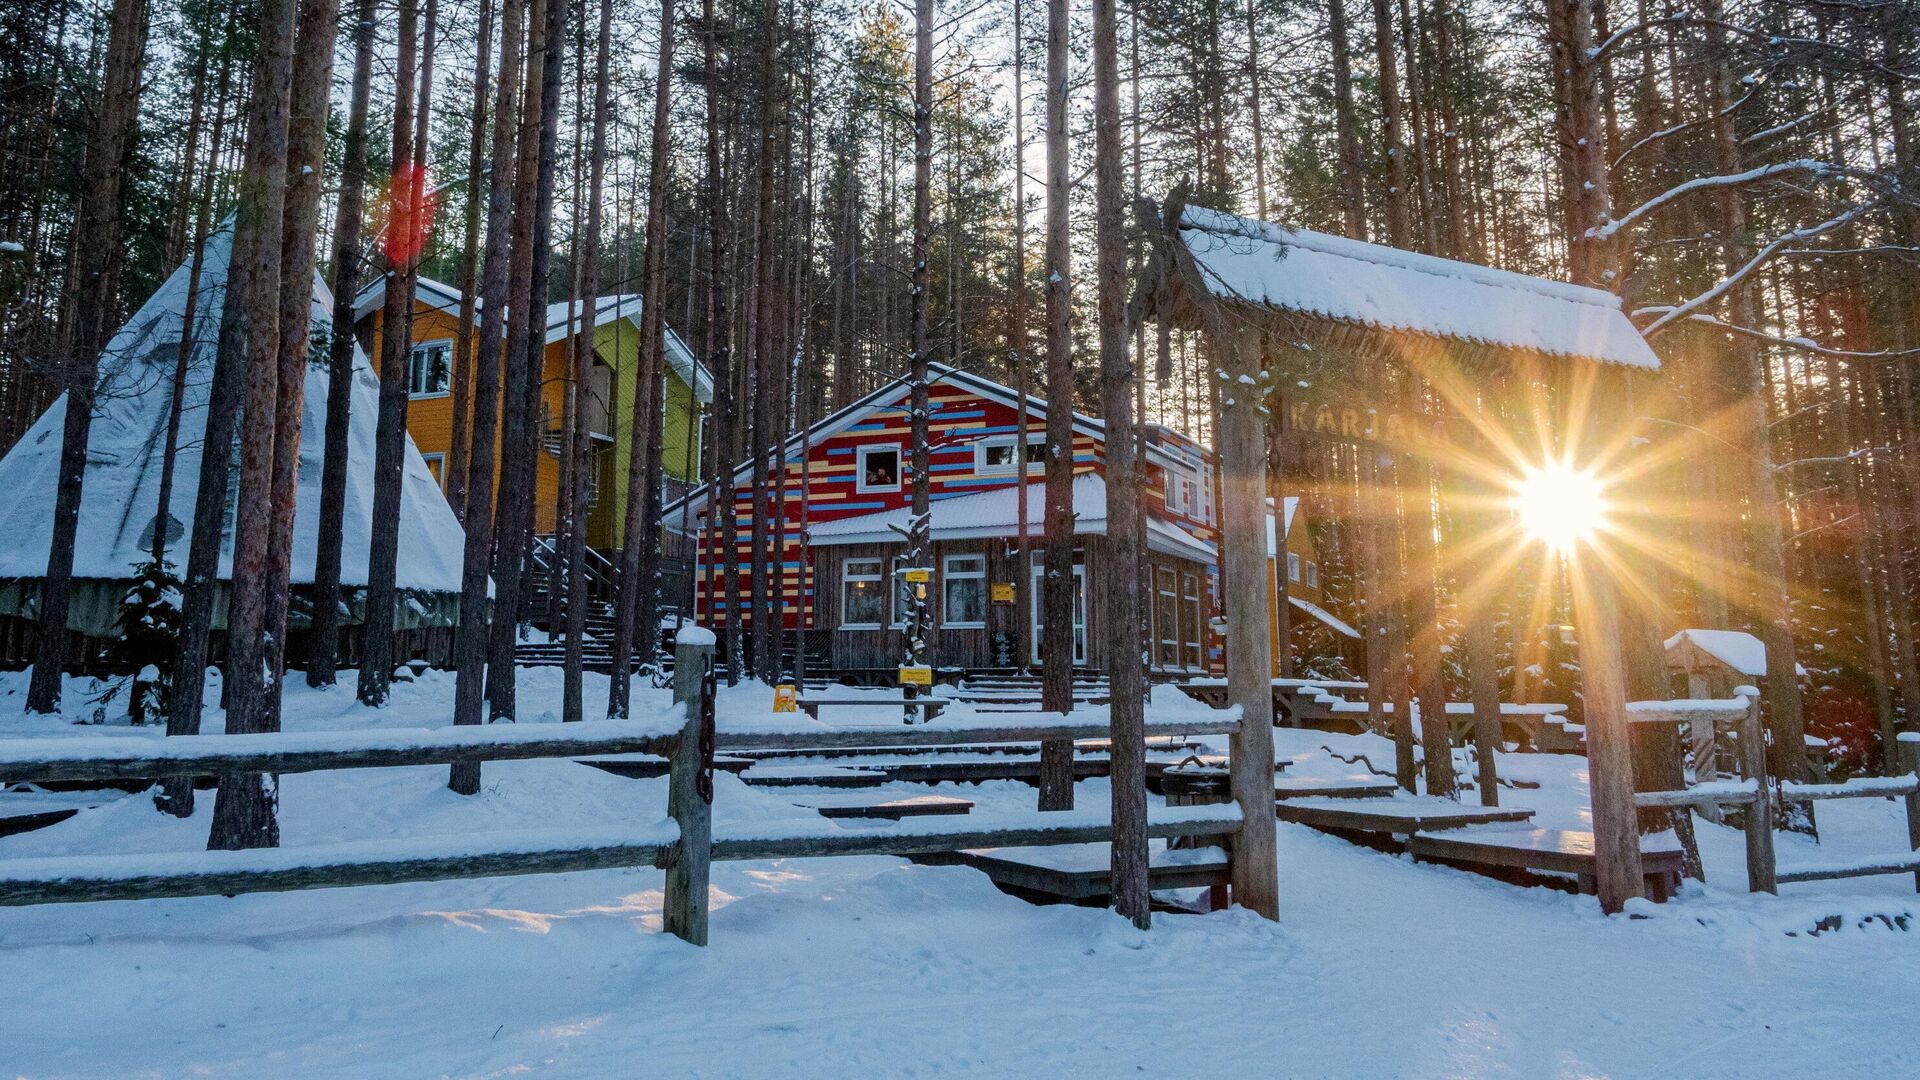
[713, 712, 1240, 751]
[0, 718, 681, 784]
[0, 821, 682, 906]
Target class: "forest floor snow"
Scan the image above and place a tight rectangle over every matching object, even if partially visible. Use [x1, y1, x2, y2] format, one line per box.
[1, 668, 1918, 1078]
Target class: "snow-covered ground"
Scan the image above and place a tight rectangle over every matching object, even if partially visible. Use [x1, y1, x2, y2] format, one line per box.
[2, 668, 1917, 1078]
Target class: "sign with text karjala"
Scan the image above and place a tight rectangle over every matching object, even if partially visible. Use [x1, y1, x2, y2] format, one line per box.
[898, 665, 933, 687]
[1278, 395, 1455, 450]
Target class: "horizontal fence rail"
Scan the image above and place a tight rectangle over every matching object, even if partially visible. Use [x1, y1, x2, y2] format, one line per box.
[0, 641, 1254, 942]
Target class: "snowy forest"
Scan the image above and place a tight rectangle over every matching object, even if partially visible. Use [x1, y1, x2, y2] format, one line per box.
[5, 0, 1920, 1072]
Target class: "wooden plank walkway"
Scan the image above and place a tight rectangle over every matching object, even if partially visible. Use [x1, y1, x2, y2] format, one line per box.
[1274, 775, 1399, 800]
[785, 793, 976, 820]
[1407, 826, 1686, 901]
[1276, 795, 1536, 835]
[942, 842, 1231, 906]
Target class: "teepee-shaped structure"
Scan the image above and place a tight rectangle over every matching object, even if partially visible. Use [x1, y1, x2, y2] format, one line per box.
[0, 226, 467, 639]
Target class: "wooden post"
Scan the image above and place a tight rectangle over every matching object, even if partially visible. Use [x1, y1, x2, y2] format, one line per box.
[1568, 565, 1644, 913]
[1902, 732, 1919, 893]
[665, 627, 716, 944]
[1220, 331, 1279, 921]
[1738, 686, 1777, 894]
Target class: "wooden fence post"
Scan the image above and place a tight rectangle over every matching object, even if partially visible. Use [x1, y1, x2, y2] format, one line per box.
[1737, 686, 1777, 894]
[665, 627, 716, 945]
[1903, 732, 1919, 894]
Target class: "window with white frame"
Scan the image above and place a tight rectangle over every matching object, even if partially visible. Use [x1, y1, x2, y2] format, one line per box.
[1163, 464, 1191, 515]
[1288, 552, 1302, 582]
[420, 452, 447, 490]
[406, 339, 453, 398]
[1305, 560, 1320, 589]
[942, 554, 987, 626]
[1182, 571, 1204, 668]
[976, 433, 1046, 477]
[841, 557, 885, 627]
[1154, 566, 1179, 668]
[856, 445, 902, 492]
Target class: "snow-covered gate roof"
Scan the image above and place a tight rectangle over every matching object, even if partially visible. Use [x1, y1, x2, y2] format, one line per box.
[1172, 206, 1660, 370]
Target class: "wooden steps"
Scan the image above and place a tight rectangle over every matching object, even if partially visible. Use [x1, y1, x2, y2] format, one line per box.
[937, 841, 1231, 908]
[1276, 795, 1536, 836]
[1407, 825, 1686, 902]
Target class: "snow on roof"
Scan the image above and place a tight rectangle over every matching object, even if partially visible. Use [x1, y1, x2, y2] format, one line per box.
[805, 474, 1218, 564]
[1290, 595, 1359, 639]
[0, 226, 467, 592]
[1177, 206, 1661, 370]
[1263, 496, 1300, 556]
[353, 279, 713, 403]
[1664, 628, 1804, 678]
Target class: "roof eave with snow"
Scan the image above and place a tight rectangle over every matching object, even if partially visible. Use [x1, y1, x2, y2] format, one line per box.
[1174, 206, 1661, 371]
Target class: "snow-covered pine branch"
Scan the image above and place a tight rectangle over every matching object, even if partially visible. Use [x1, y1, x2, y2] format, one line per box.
[1591, 160, 1835, 242]
[1631, 309, 1920, 358]
[1638, 201, 1875, 337]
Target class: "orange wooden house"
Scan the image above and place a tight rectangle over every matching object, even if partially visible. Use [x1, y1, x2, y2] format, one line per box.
[353, 277, 712, 555]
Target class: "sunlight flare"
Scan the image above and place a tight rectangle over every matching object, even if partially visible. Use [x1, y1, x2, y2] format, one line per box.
[1512, 461, 1609, 555]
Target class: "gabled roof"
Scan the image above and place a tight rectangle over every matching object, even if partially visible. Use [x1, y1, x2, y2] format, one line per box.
[0, 226, 467, 593]
[800, 473, 1218, 565]
[352, 277, 713, 402]
[663, 362, 1185, 522]
[1176, 206, 1661, 370]
[1665, 628, 1804, 678]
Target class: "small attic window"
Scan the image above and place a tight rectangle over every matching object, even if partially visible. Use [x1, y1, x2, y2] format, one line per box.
[857, 445, 901, 493]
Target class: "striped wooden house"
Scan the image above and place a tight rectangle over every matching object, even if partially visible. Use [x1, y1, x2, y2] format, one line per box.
[667, 364, 1350, 679]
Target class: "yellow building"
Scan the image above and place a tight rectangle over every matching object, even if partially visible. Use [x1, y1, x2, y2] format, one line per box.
[1268, 496, 1357, 672]
[353, 278, 712, 553]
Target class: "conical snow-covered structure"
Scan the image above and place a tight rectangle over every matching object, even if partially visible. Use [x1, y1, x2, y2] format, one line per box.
[0, 226, 467, 637]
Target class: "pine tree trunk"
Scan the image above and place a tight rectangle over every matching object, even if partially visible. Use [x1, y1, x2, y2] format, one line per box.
[356, 0, 422, 709]
[485, 0, 558, 722]
[450, 0, 525, 794]
[610, 0, 676, 714]
[207, 0, 298, 851]
[746, 0, 780, 685]
[904, 0, 933, 709]
[1370, 0, 1411, 247]
[1037, 0, 1075, 809]
[1010, 0, 1033, 674]
[260, 0, 342, 723]
[1091, 0, 1148, 928]
[704, 0, 742, 686]
[307, 0, 379, 690]
[26, 0, 150, 715]
[446, 0, 496, 522]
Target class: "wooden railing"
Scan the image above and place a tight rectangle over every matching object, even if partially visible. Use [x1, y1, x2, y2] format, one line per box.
[1629, 689, 1920, 894]
[0, 639, 1245, 946]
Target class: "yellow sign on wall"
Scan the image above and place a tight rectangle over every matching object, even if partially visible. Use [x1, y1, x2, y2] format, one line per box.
[898, 665, 933, 687]
[991, 582, 1016, 603]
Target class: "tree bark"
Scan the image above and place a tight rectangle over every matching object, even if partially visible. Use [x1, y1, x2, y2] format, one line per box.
[259, 0, 342, 725]
[1091, 0, 1148, 929]
[610, 0, 677, 715]
[1037, 0, 1075, 809]
[450, 0, 525, 794]
[446, 0, 496, 522]
[207, 0, 298, 851]
[26, 0, 150, 715]
[1370, 0, 1411, 247]
[357, 0, 423, 708]
[307, 0, 378, 690]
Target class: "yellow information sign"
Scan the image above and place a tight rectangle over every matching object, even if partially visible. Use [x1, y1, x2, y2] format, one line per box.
[903, 567, 931, 584]
[991, 582, 1016, 603]
[772, 684, 798, 713]
[898, 665, 934, 687]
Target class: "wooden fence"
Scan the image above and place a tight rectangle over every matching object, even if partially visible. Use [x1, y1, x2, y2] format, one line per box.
[0, 640, 1247, 946]
[1629, 689, 1920, 894]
